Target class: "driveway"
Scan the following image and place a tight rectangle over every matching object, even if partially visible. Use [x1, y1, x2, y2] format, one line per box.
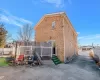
[0, 53, 100, 80]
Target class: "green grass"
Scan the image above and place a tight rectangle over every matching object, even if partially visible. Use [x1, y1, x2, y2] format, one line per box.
[0, 58, 9, 67]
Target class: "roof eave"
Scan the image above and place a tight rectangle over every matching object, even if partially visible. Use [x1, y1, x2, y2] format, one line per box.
[62, 13, 78, 36]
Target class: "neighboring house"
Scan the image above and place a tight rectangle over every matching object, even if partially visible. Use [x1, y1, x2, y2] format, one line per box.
[80, 46, 93, 51]
[34, 12, 78, 62]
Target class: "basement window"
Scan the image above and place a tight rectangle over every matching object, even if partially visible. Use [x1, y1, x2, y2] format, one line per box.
[52, 21, 56, 29]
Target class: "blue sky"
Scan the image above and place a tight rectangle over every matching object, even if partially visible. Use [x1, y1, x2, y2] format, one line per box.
[0, 0, 100, 46]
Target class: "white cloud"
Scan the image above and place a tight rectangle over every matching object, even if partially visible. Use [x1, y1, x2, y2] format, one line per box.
[40, 0, 65, 8]
[32, 0, 72, 8]
[0, 8, 33, 28]
[77, 32, 80, 35]
[78, 34, 100, 46]
[78, 34, 100, 40]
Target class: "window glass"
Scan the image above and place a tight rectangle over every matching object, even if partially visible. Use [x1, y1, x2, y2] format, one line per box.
[52, 21, 55, 28]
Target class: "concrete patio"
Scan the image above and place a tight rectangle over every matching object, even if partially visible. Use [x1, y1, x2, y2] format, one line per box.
[0, 53, 100, 80]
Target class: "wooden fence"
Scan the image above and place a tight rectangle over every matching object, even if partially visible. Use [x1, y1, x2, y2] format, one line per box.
[0, 41, 57, 58]
[17, 41, 56, 57]
[0, 48, 15, 57]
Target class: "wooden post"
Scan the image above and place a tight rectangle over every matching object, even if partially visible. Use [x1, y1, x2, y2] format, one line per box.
[56, 47, 57, 56]
[51, 47, 52, 57]
[31, 46, 32, 55]
[2, 48, 3, 56]
[51, 41, 53, 57]
[18, 46, 20, 55]
[15, 41, 17, 59]
[41, 45, 42, 57]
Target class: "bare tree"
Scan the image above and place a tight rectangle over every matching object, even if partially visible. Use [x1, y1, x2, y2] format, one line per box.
[6, 33, 12, 42]
[18, 24, 33, 42]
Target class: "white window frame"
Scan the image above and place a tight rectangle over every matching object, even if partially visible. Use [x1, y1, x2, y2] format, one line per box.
[52, 21, 56, 29]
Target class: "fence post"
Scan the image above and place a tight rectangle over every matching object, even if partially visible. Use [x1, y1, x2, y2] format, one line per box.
[1, 48, 3, 56]
[41, 46, 42, 57]
[18, 46, 20, 55]
[2, 48, 4, 55]
[56, 47, 57, 56]
[12, 47, 15, 56]
[51, 47, 52, 57]
[31, 46, 32, 54]
[51, 41, 53, 57]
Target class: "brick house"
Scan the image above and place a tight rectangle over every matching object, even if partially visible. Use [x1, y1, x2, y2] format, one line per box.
[34, 12, 78, 62]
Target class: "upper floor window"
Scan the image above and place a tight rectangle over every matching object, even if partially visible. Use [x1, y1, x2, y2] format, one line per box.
[52, 21, 56, 29]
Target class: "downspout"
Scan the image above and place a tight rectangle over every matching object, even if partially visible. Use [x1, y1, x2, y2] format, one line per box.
[63, 17, 65, 62]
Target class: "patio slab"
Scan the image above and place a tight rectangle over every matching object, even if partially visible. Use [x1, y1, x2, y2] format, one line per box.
[0, 55, 100, 80]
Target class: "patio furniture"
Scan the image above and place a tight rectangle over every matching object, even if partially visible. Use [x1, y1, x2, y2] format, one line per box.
[24, 54, 40, 66]
[6, 57, 15, 63]
[15, 55, 24, 65]
[27, 55, 35, 66]
[5, 56, 16, 66]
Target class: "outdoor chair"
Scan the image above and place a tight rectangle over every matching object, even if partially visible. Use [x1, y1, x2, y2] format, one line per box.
[27, 56, 35, 66]
[25, 55, 40, 66]
[15, 54, 24, 65]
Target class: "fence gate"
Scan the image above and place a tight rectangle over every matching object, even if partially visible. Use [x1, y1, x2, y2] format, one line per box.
[18, 41, 55, 58]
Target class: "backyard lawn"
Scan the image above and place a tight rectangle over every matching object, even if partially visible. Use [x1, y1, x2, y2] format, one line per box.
[0, 58, 8, 67]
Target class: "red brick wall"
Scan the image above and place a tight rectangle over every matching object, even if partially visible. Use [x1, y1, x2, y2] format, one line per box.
[35, 14, 78, 62]
[64, 18, 78, 61]
[35, 15, 64, 61]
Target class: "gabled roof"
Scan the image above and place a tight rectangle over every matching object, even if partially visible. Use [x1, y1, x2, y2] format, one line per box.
[34, 12, 77, 35]
[45, 12, 65, 16]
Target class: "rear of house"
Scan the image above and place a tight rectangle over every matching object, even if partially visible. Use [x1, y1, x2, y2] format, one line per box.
[34, 12, 78, 62]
